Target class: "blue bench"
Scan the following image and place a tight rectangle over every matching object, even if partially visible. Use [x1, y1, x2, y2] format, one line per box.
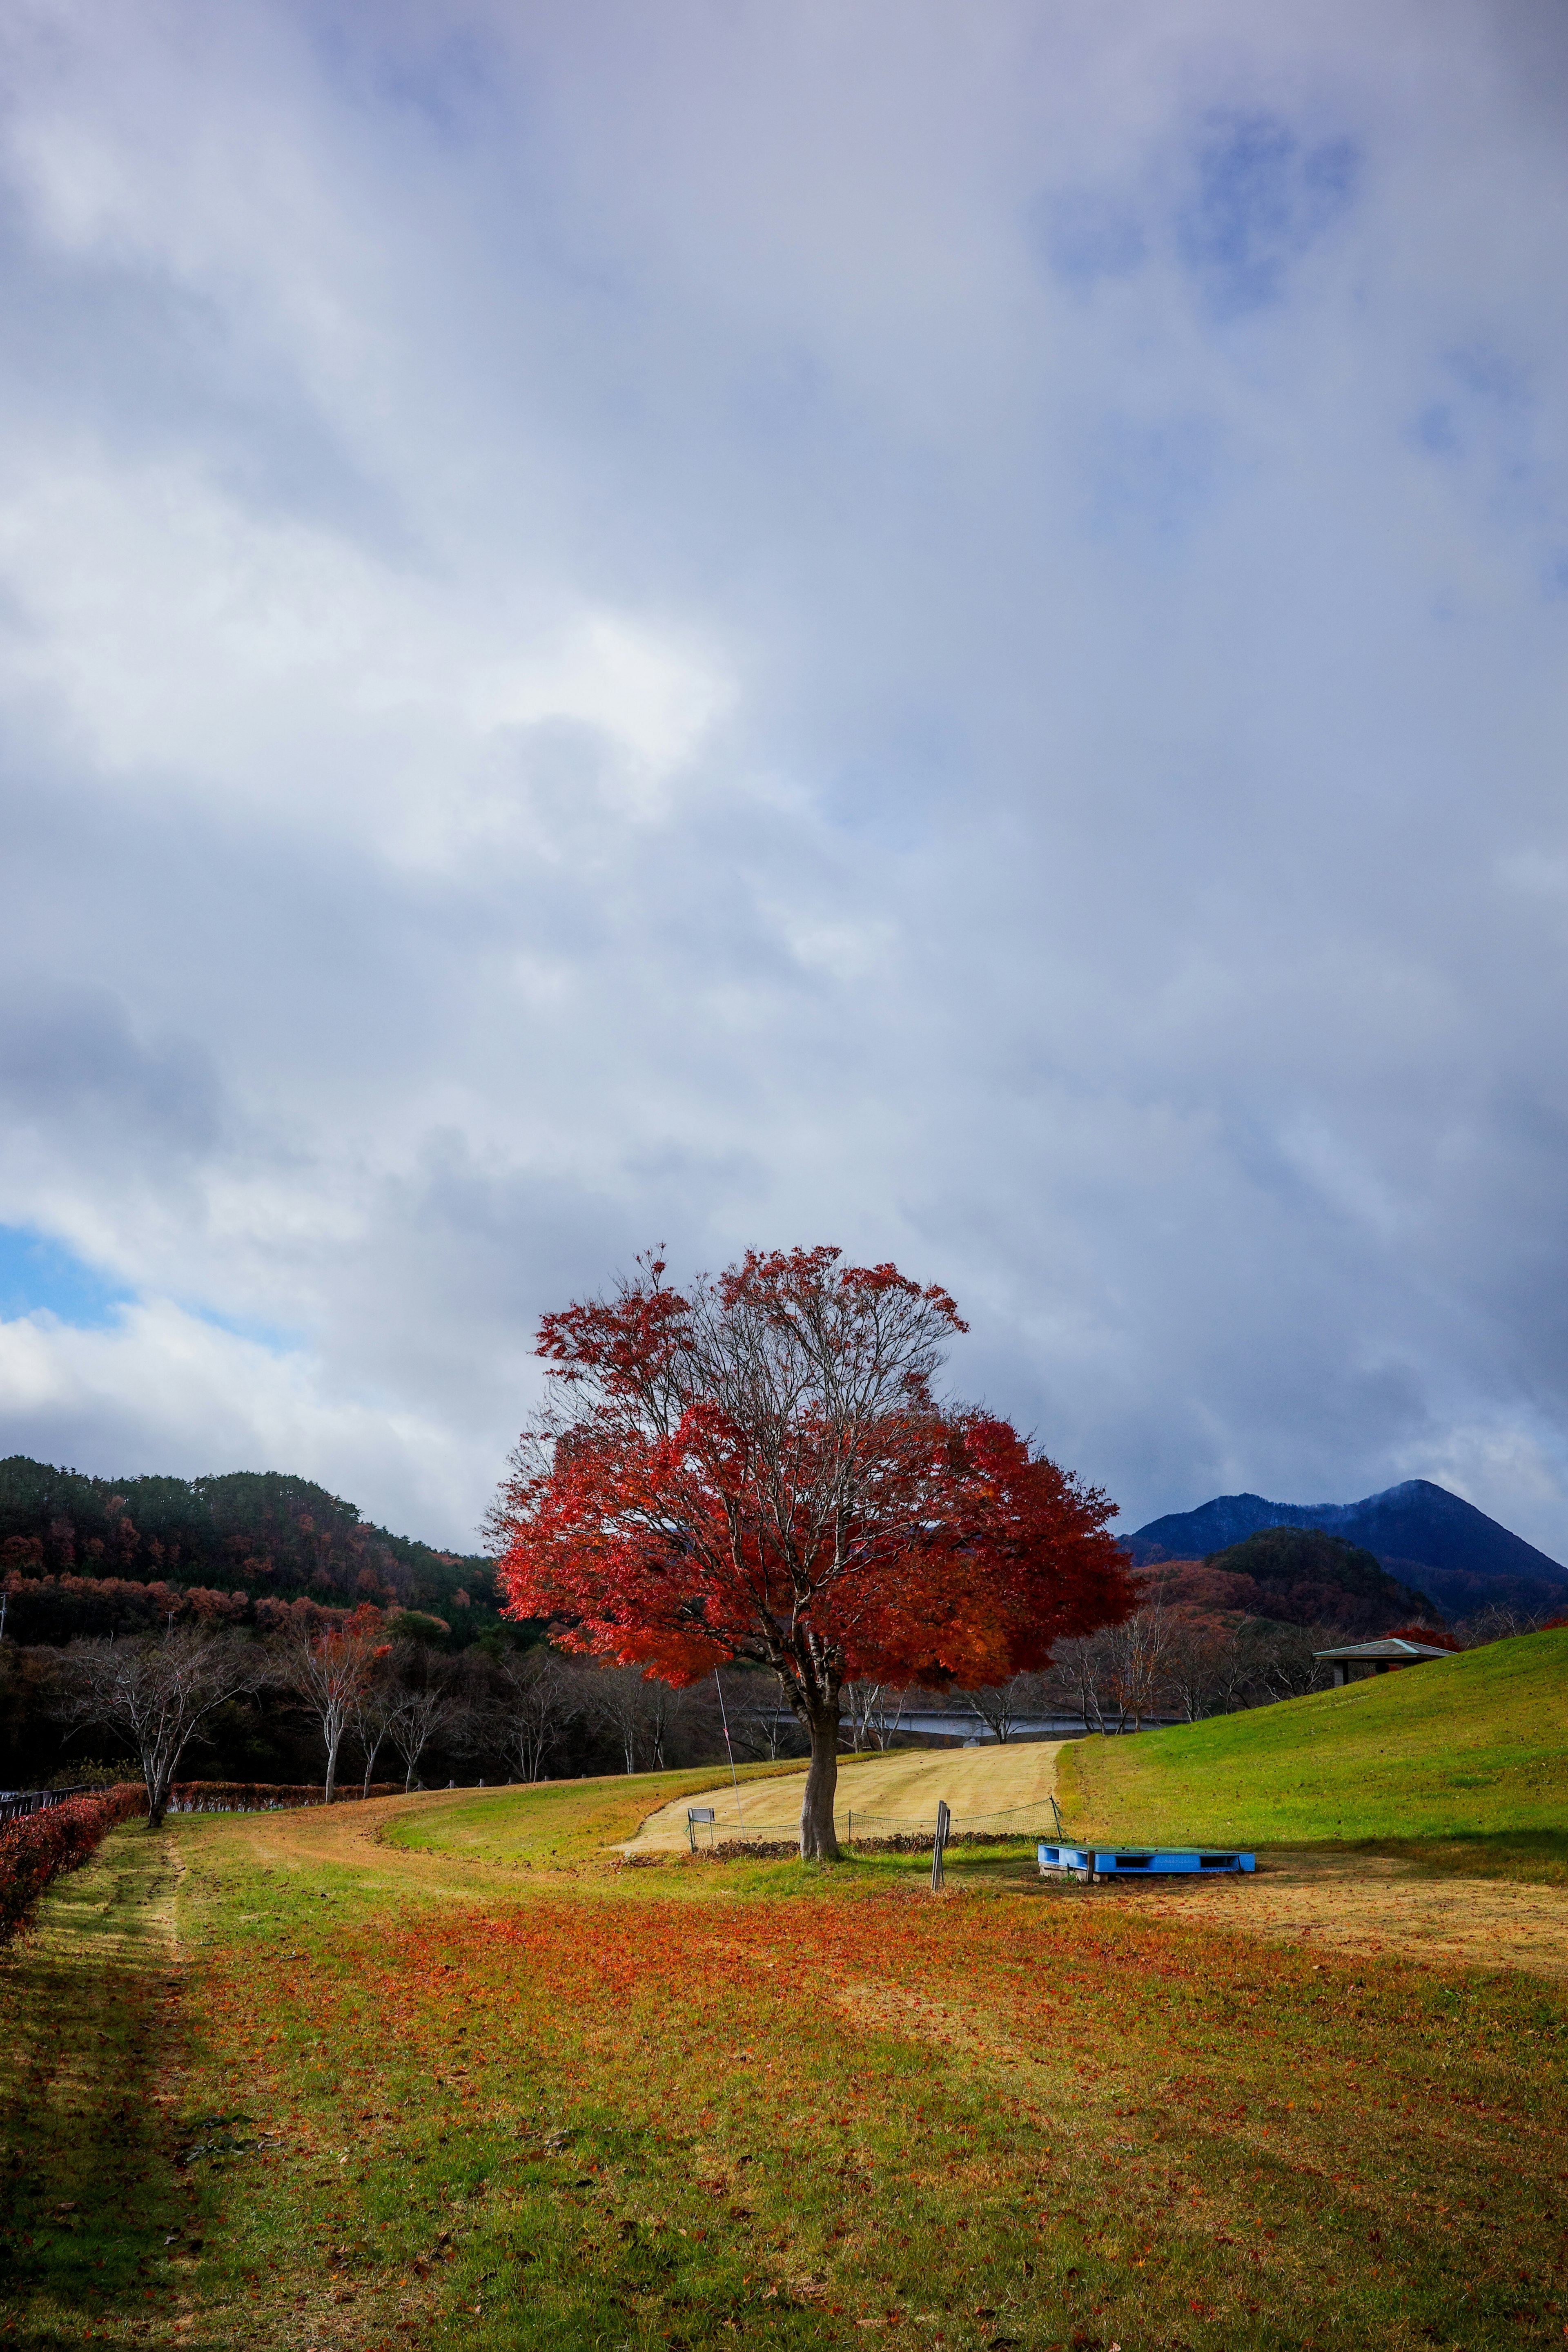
[1038, 1843, 1254, 1881]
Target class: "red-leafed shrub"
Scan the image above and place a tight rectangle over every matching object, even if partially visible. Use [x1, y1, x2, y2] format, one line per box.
[165, 1781, 404, 1813]
[0, 1785, 148, 1943]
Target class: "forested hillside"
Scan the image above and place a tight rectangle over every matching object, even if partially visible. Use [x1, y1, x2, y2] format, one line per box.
[0, 1455, 498, 1636]
[1147, 1525, 1434, 1638]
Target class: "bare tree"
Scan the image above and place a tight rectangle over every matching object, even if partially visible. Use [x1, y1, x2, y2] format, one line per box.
[840, 1680, 876, 1752]
[841, 1680, 909, 1752]
[957, 1672, 1050, 1744]
[352, 1676, 401, 1796]
[386, 1671, 466, 1792]
[1045, 1608, 1173, 1734]
[581, 1662, 661, 1775]
[1160, 1619, 1237, 1723]
[1457, 1602, 1547, 1647]
[56, 1630, 264, 1828]
[729, 1670, 806, 1763]
[490, 1649, 583, 1783]
[1112, 1607, 1175, 1729]
[640, 1674, 682, 1769]
[1042, 1637, 1098, 1732]
[282, 1618, 385, 1802]
[1247, 1618, 1338, 1703]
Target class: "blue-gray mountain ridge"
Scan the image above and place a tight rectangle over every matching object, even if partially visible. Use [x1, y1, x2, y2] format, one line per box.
[1125, 1478, 1567, 1622]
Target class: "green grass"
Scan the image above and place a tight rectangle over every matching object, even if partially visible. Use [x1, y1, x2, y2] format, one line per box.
[5, 1762, 1568, 2348]
[1061, 1626, 1568, 1869]
[0, 1824, 200, 2341]
[381, 1758, 811, 1870]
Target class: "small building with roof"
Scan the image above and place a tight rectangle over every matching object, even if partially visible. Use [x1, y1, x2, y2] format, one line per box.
[1313, 1633, 1456, 1688]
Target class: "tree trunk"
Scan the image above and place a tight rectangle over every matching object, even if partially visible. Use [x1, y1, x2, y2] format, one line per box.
[800, 1703, 841, 1862]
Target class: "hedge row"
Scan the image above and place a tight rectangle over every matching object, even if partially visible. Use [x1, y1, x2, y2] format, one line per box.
[0, 1785, 148, 1943]
[165, 1781, 405, 1812]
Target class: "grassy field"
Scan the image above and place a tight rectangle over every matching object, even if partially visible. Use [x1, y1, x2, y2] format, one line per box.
[1061, 1627, 1568, 1877]
[3, 1759, 1567, 2351]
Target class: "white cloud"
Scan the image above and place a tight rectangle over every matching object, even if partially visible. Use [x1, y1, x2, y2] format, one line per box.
[0, 1297, 488, 1537]
[0, 448, 733, 865]
[0, 0, 1565, 1561]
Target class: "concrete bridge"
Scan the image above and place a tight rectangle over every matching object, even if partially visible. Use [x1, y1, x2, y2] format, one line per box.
[740, 1708, 1174, 1745]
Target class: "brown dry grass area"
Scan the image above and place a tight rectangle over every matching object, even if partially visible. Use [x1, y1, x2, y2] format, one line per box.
[1057, 1848, 1568, 1978]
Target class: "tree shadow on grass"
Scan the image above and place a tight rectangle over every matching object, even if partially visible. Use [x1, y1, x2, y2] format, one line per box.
[1357, 1829, 1568, 1887]
[0, 1825, 198, 2347]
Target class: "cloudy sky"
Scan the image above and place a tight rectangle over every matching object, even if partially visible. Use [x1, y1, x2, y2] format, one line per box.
[1, 0, 1566, 1558]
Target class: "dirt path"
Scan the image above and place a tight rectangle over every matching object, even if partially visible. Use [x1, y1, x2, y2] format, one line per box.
[176, 1788, 510, 1904]
[628, 1739, 1067, 1850]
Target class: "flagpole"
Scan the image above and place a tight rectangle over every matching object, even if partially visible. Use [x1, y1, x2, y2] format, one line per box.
[714, 1669, 741, 1812]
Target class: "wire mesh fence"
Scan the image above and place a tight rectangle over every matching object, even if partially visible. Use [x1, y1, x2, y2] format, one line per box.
[682, 1792, 1069, 1855]
[847, 1793, 1069, 1851]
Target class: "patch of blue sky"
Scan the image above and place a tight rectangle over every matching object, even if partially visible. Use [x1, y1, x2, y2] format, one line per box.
[1412, 342, 1564, 582]
[1178, 111, 1360, 318]
[1446, 343, 1530, 409]
[0, 1224, 133, 1329]
[0, 1226, 298, 1351]
[1037, 189, 1148, 289]
[307, 9, 503, 147]
[185, 1302, 301, 1354]
[1416, 402, 1462, 459]
[1086, 411, 1229, 548]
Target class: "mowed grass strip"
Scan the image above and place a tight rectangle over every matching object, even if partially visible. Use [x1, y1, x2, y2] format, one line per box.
[627, 1746, 1064, 1853]
[0, 1824, 199, 2348]
[160, 1789, 1568, 2351]
[1061, 1626, 1568, 1872]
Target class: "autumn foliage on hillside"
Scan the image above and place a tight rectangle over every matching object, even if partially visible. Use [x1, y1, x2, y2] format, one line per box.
[490, 1247, 1132, 1855]
[0, 1456, 487, 1621]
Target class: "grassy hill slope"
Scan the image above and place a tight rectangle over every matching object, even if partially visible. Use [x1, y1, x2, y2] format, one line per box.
[1060, 1627, 1568, 1862]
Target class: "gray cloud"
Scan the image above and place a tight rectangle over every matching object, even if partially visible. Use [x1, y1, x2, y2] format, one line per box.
[0, 0, 1564, 1556]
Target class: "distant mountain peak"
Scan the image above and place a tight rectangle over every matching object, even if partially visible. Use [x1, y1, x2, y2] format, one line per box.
[1126, 1479, 1566, 1620]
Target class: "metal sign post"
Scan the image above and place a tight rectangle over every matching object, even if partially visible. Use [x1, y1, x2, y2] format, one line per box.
[930, 1799, 951, 1892]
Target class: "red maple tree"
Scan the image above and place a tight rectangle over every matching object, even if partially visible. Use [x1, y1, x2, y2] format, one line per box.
[488, 1246, 1133, 1858]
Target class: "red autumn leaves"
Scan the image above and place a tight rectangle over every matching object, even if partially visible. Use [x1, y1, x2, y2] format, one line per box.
[489, 1245, 1131, 1701]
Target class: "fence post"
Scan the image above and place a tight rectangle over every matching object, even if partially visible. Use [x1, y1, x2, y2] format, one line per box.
[931, 1799, 951, 1893]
